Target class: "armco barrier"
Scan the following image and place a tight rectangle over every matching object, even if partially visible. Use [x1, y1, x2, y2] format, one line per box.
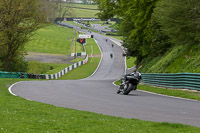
[0, 71, 27, 79]
[141, 73, 200, 91]
[0, 55, 88, 80]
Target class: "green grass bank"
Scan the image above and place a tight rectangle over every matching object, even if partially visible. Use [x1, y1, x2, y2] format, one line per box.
[67, 4, 99, 18]
[26, 25, 75, 55]
[140, 45, 200, 73]
[126, 56, 136, 69]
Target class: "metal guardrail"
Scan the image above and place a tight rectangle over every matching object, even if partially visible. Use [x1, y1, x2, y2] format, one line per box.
[141, 73, 200, 91]
[0, 55, 89, 80]
[0, 72, 28, 79]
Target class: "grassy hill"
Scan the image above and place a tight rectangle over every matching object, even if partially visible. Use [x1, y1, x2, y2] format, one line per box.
[67, 4, 99, 18]
[26, 25, 75, 55]
[140, 44, 200, 73]
[25, 24, 100, 74]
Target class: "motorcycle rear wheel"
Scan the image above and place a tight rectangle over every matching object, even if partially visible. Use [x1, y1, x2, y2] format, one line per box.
[122, 83, 133, 95]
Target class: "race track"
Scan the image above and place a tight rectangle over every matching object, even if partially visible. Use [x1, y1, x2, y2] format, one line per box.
[11, 24, 200, 127]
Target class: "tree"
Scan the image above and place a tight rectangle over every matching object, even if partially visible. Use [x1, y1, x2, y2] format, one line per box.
[55, 0, 74, 18]
[95, 0, 121, 19]
[95, 0, 172, 64]
[154, 0, 200, 46]
[0, 0, 46, 72]
[39, 0, 74, 22]
[96, 0, 158, 62]
[96, 0, 200, 67]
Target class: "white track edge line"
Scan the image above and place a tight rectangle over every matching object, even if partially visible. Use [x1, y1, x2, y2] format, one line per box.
[112, 80, 119, 87]
[112, 81, 199, 102]
[8, 81, 24, 96]
[125, 56, 127, 74]
[127, 66, 136, 70]
[138, 90, 199, 102]
[138, 89, 199, 102]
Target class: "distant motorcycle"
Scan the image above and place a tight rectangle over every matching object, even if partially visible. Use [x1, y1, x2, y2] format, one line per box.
[110, 53, 113, 58]
[117, 71, 141, 95]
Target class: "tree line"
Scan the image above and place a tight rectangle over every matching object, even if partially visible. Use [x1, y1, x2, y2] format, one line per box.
[0, 0, 74, 72]
[95, 0, 200, 67]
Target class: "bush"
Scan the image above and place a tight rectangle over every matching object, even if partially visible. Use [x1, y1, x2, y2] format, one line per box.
[27, 61, 50, 74]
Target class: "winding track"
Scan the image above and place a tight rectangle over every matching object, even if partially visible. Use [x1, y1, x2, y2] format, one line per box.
[11, 24, 200, 127]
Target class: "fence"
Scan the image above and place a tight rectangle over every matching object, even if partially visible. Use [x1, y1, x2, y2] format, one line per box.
[0, 71, 28, 79]
[141, 73, 200, 91]
[0, 55, 89, 80]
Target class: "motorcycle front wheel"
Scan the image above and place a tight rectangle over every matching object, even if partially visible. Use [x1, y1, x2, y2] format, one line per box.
[122, 83, 133, 95]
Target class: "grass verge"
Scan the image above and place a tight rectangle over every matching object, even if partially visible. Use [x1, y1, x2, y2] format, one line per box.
[59, 57, 100, 80]
[86, 38, 101, 55]
[70, 3, 98, 10]
[114, 80, 200, 101]
[71, 41, 84, 53]
[27, 57, 85, 75]
[71, 31, 84, 53]
[27, 61, 71, 74]
[1, 79, 200, 132]
[126, 56, 136, 69]
[140, 44, 200, 73]
[138, 84, 200, 101]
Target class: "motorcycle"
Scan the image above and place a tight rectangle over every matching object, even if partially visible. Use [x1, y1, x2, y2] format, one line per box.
[117, 71, 141, 95]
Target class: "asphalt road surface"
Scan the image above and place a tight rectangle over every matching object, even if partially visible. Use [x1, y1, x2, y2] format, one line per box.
[11, 23, 200, 127]
[91, 24, 111, 32]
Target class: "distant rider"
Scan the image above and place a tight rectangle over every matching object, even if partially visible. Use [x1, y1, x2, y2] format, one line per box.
[110, 53, 113, 58]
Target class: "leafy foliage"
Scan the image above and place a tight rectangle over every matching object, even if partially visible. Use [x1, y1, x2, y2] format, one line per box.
[95, 0, 120, 19]
[121, 0, 159, 63]
[95, 0, 160, 63]
[96, 0, 200, 72]
[154, 0, 200, 46]
[0, 0, 46, 72]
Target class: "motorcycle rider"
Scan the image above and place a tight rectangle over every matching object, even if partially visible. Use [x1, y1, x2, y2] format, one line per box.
[117, 71, 141, 94]
[110, 53, 113, 58]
